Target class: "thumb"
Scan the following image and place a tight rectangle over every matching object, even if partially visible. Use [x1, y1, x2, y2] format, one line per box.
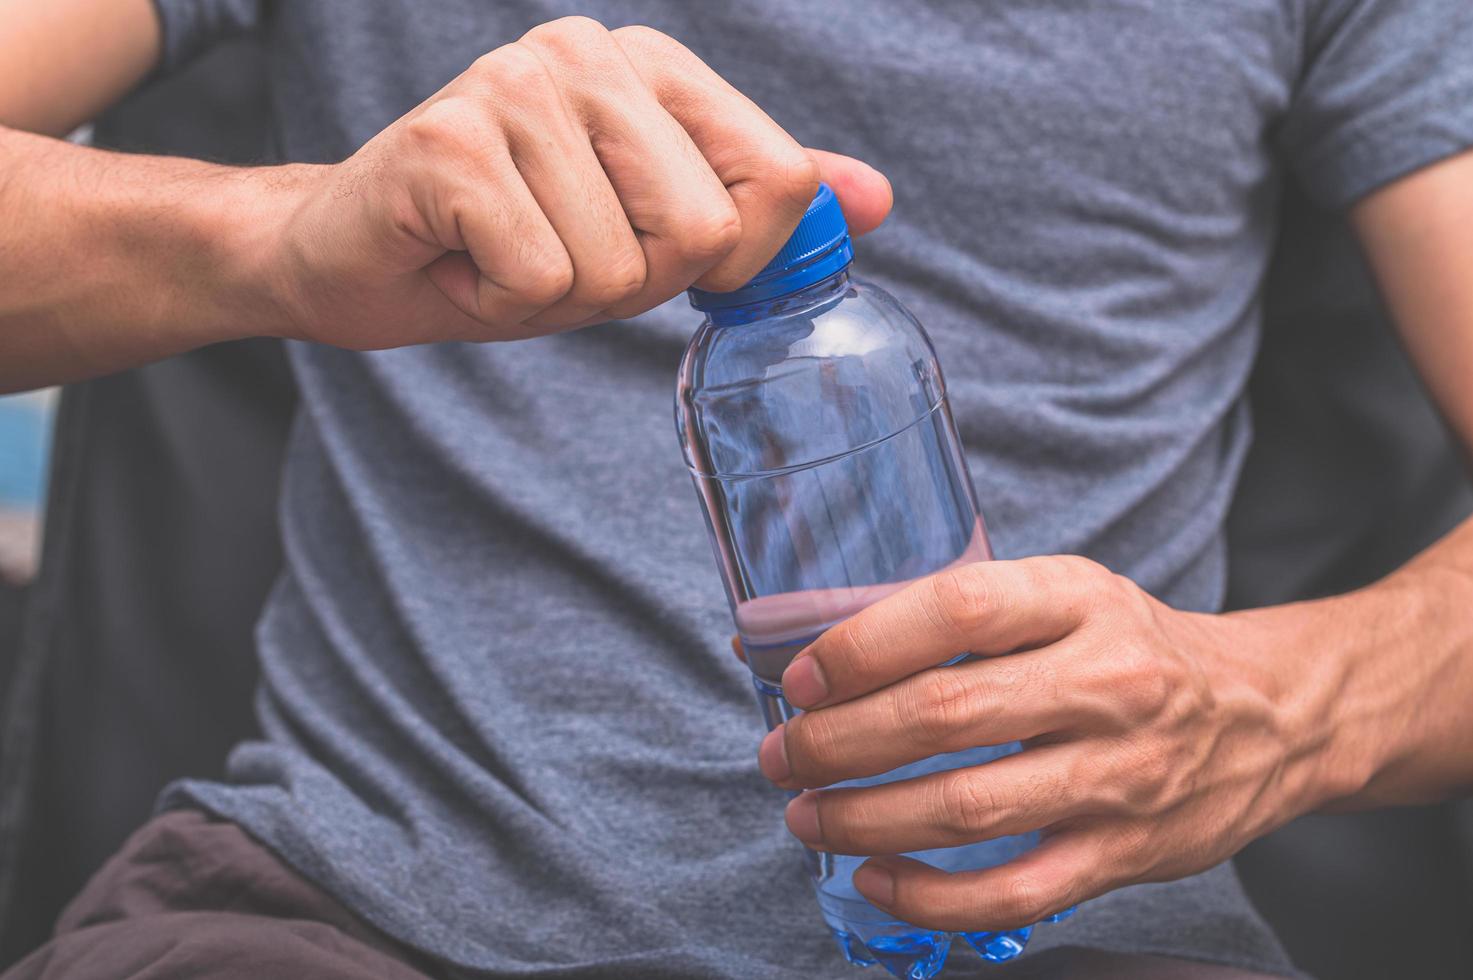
[807, 149, 893, 236]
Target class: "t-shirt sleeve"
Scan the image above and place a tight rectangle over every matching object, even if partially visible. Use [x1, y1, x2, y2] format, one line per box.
[151, 0, 264, 73]
[1279, 0, 1473, 211]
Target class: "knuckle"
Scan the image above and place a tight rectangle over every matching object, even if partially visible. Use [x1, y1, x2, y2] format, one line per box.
[514, 254, 575, 307]
[832, 618, 889, 683]
[1115, 644, 1171, 717]
[1125, 588, 1168, 640]
[930, 770, 993, 838]
[1056, 553, 1107, 579]
[999, 872, 1053, 926]
[477, 42, 555, 94]
[1092, 771, 1133, 814]
[576, 249, 647, 308]
[785, 713, 841, 779]
[468, 49, 500, 78]
[693, 261, 758, 294]
[526, 14, 609, 40]
[1104, 569, 1152, 614]
[1030, 554, 1089, 593]
[1069, 749, 1126, 813]
[773, 148, 822, 205]
[610, 23, 679, 53]
[904, 670, 976, 747]
[1110, 820, 1156, 877]
[1104, 566, 1139, 593]
[928, 565, 995, 638]
[1119, 738, 1173, 809]
[403, 101, 470, 153]
[815, 791, 865, 851]
[1029, 554, 1107, 610]
[1133, 749, 1173, 802]
[520, 15, 613, 58]
[677, 204, 743, 263]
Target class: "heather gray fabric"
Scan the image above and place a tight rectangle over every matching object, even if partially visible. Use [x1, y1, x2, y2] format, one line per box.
[149, 1, 1473, 977]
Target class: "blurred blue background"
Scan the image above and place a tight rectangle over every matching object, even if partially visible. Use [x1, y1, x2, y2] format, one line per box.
[0, 389, 55, 583]
[0, 391, 53, 507]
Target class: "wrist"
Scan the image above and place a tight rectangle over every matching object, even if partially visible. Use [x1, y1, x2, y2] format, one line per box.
[1329, 560, 1473, 806]
[1220, 590, 1394, 818]
[1223, 518, 1473, 816]
[73, 149, 327, 349]
[0, 129, 329, 389]
[53, 144, 322, 352]
[160, 161, 325, 346]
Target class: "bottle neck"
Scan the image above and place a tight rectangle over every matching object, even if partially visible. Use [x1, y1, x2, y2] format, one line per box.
[705, 265, 853, 327]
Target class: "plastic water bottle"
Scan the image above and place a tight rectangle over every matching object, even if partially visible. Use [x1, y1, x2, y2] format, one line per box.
[675, 185, 1072, 979]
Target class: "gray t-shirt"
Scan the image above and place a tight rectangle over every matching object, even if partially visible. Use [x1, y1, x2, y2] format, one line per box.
[153, 1, 1473, 976]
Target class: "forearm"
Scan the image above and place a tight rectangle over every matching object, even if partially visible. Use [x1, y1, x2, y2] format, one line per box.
[0, 126, 305, 392]
[1226, 513, 1473, 814]
[1267, 150, 1473, 812]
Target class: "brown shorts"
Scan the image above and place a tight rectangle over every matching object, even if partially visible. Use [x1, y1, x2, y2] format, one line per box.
[2, 810, 1289, 980]
[2, 810, 433, 980]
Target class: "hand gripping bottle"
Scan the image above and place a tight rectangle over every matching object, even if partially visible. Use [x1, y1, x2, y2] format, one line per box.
[675, 186, 1072, 978]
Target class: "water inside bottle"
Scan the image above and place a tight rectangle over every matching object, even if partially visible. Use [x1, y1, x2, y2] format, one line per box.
[703, 402, 989, 682]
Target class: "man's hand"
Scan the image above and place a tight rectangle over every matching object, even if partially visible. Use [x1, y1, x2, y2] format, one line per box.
[0, 15, 891, 390]
[267, 18, 890, 350]
[752, 556, 1366, 932]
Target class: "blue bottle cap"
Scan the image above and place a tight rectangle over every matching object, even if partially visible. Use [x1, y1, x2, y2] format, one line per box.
[687, 183, 853, 312]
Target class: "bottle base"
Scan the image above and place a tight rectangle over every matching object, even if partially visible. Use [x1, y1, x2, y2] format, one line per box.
[825, 907, 1076, 978]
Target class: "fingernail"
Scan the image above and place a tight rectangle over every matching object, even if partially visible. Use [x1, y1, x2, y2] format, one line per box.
[758, 726, 791, 783]
[785, 792, 823, 847]
[782, 654, 830, 708]
[854, 863, 895, 907]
